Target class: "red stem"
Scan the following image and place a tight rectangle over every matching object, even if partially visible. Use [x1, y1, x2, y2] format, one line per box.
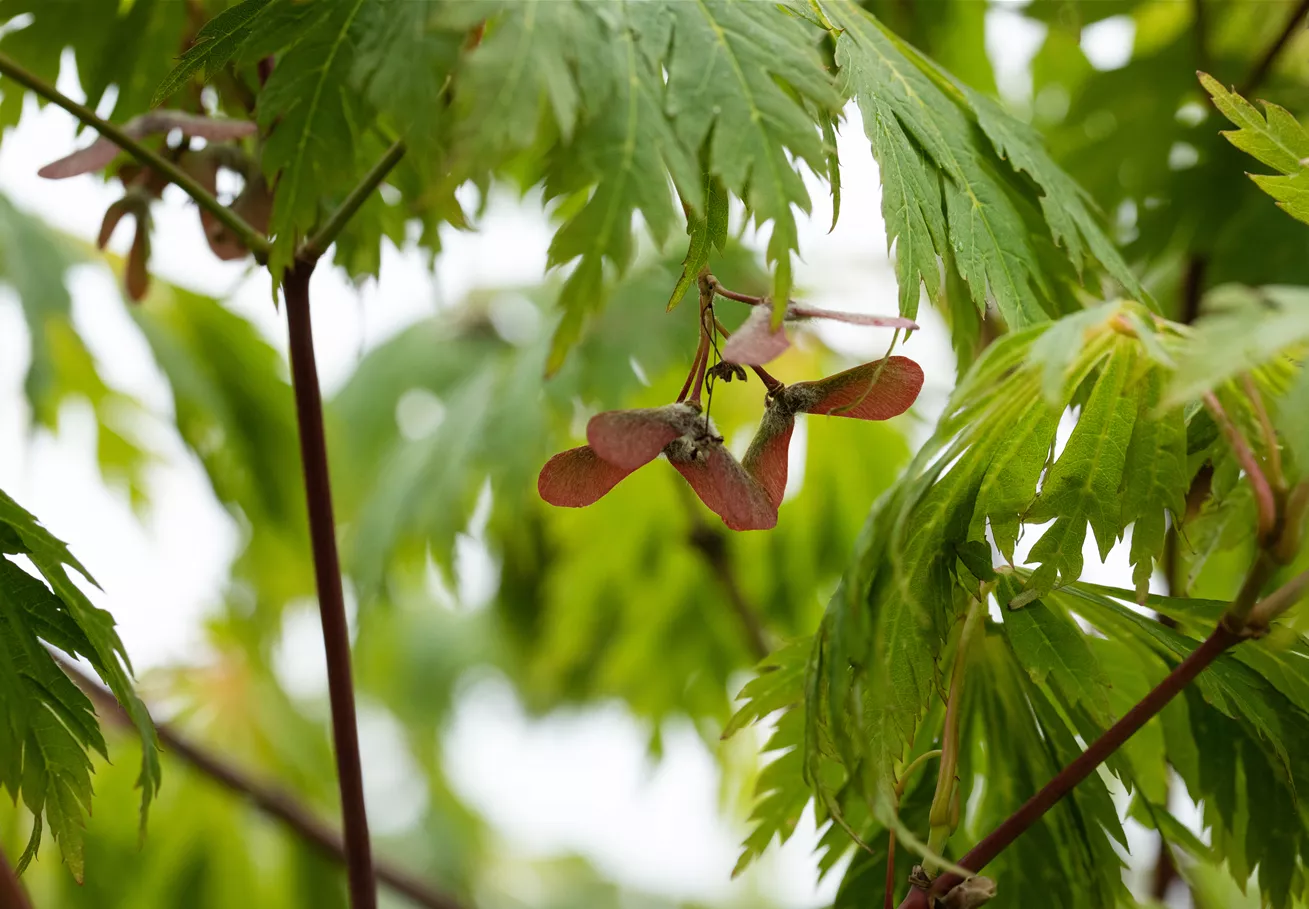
[1, 847, 32, 909]
[690, 339, 710, 405]
[678, 334, 709, 403]
[900, 625, 1241, 908]
[284, 260, 377, 909]
[1204, 391, 1276, 542]
[884, 830, 897, 909]
[712, 284, 766, 306]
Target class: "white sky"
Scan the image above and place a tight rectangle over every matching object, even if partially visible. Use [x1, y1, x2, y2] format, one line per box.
[0, 10, 1165, 908]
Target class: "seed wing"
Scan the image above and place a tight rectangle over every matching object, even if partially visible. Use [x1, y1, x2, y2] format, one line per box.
[794, 356, 923, 421]
[538, 446, 634, 507]
[743, 406, 796, 510]
[672, 443, 777, 531]
[588, 406, 692, 470]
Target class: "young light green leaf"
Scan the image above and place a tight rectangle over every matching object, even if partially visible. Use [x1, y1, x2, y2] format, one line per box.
[667, 172, 729, 311]
[1019, 351, 1139, 603]
[1121, 369, 1188, 600]
[1200, 72, 1309, 226]
[1278, 361, 1309, 474]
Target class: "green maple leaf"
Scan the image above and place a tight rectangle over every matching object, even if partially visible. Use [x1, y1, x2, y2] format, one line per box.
[1201, 71, 1309, 227]
[1019, 350, 1139, 603]
[1120, 369, 1187, 600]
[542, 2, 700, 372]
[352, 0, 461, 166]
[655, 0, 842, 317]
[257, 0, 371, 282]
[439, 0, 591, 176]
[823, 0, 1048, 327]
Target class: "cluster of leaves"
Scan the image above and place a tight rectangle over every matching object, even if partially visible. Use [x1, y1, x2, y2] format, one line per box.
[3, 0, 1142, 372]
[727, 290, 1309, 905]
[0, 490, 158, 882]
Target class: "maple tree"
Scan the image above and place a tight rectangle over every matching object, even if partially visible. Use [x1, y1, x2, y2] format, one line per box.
[1, 2, 1309, 909]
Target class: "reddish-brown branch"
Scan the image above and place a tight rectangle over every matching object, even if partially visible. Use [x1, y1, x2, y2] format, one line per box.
[1, 846, 33, 909]
[884, 830, 898, 909]
[55, 656, 462, 909]
[899, 625, 1242, 908]
[284, 260, 377, 909]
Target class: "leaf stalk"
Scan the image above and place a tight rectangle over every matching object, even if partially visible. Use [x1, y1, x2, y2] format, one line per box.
[925, 596, 985, 869]
[299, 139, 407, 261]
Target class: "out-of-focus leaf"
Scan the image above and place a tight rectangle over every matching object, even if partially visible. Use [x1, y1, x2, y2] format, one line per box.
[130, 283, 310, 622]
[1164, 284, 1309, 407]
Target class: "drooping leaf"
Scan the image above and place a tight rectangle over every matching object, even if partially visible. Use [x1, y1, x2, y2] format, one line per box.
[654, 0, 843, 315]
[1164, 283, 1309, 407]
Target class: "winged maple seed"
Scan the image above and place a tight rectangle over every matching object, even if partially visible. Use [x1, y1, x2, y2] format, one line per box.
[538, 403, 778, 531]
[538, 271, 925, 531]
[38, 111, 257, 179]
[39, 110, 261, 298]
[744, 356, 924, 508]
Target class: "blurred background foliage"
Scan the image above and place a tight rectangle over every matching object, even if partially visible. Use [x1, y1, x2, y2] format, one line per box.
[0, 0, 1308, 908]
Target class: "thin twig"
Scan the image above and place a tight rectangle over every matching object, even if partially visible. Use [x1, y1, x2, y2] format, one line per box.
[1240, 373, 1285, 490]
[55, 656, 464, 909]
[299, 140, 407, 261]
[926, 598, 984, 867]
[0, 846, 33, 909]
[902, 625, 1244, 908]
[0, 52, 270, 263]
[1239, 0, 1309, 96]
[1247, 568, 1309, 630]
[1204, 391, 1277, 543]
[284, 261, 377, 909]
[687, 520, 770, 661]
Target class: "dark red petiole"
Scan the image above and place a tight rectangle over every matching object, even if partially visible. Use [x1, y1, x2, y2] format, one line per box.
[678, 330, 709, 403]
[689, 334, 711, 405]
